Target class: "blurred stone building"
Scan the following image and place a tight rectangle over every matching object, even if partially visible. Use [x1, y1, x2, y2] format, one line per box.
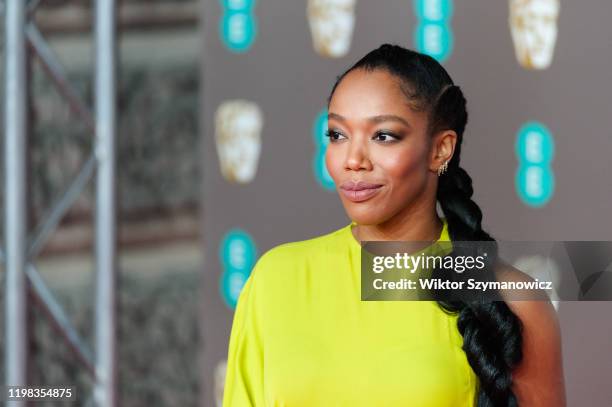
[0, 1, 203, 405]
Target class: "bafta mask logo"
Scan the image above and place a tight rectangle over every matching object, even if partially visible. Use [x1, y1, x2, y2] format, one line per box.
[214, 359, 227, 407]
[215, 100, 263, 184]
[307, 0, 357, 58]
[509, 0, 560, 70]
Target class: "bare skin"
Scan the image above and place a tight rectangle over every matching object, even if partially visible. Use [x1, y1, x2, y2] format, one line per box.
[325, 69, 454, 244]
[325, 67, 566, 406]
[497, 262, 568, 406]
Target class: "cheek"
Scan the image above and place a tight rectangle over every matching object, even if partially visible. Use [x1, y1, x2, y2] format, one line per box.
[324, 147, 340, 180]
[378, 148, 426, 184]
[380, 150, 430, 213]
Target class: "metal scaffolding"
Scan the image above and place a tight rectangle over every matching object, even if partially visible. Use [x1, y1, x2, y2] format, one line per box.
[2, 1, 118, 406]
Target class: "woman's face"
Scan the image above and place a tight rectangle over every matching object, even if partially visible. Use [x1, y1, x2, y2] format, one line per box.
[326, 68, 446, 226]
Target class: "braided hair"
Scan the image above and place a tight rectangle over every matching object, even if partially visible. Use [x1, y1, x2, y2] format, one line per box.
[327, 44, 523, 406]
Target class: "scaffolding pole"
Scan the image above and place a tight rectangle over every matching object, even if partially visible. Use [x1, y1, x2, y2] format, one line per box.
[93, 0, 118, 406]
[3, 2, 29, 406]
[2, 1, 119, 406]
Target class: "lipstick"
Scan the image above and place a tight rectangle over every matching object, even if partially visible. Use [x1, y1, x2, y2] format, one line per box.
[339, 180, 383, 203]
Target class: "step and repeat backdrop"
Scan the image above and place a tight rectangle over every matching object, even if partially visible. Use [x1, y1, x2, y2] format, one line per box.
[200, 1, 612, 406]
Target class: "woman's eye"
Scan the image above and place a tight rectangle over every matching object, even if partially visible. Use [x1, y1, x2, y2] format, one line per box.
[325, 129, 345, 142]
[324, 129, 399, 143]
[373, 131, 400, 142]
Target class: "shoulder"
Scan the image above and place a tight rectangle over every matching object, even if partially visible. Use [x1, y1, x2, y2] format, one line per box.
[493, 260, 559, 325]
[494, 263, 566, 405]
[492, 261, 562, 371]
[242, 225, 349, 300]
[251, 224, 349, 276]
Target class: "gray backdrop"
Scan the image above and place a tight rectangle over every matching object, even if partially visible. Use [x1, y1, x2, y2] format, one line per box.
[200, 1, 612, 405]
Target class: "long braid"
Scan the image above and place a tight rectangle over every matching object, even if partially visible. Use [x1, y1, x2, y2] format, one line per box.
[434, 85, 523, 406]
[437, 164, 523, 405]
[329, 44, 524, 406]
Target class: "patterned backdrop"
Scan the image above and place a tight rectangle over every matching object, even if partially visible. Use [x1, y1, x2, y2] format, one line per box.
[200, 1, 612, 406]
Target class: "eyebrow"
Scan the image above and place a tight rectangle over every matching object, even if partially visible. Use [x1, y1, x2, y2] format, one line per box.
[328, 112, 412, 129]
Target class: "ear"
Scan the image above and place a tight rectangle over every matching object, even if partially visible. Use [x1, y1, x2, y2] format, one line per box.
[429, 130, 457, 173]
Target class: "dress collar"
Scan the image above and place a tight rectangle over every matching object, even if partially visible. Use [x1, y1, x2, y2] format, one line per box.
[346, 217, 450, 251]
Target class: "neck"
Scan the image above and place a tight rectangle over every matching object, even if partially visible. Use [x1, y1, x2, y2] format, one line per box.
[353, 207, 443, 243]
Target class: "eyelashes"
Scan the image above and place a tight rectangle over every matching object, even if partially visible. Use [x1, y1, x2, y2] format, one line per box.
[324, 129, 344, 142]
[324, 129, 402, 143]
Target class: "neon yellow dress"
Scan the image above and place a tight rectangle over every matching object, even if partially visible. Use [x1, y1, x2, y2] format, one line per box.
[222, 218, 478, 407]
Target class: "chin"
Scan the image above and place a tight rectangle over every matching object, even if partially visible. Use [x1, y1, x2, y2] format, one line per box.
[344, 204, 385, 226]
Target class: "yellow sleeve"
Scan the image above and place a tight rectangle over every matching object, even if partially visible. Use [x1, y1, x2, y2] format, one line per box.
[222, 258, 267, 407]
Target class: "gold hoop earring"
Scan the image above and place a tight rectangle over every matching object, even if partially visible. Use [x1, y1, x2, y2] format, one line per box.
[437, 160, 449, 177]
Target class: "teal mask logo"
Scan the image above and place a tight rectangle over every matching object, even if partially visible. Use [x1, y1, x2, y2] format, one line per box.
[414, 0, 454, 63]
[515, 121, 555, 207]
[219, 228, 257, 309]
[312, 108, 335, 191]
[219, 0, 257, 53]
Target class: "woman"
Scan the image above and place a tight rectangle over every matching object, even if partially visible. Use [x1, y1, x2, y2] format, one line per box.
[222, 44, 565, 406]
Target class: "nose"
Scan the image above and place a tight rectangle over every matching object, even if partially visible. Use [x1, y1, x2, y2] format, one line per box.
[344, 137, 373, 171]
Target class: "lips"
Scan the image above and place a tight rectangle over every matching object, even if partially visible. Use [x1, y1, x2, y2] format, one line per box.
[339, 180, 384, 202]
[340, 180, 384, 191]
